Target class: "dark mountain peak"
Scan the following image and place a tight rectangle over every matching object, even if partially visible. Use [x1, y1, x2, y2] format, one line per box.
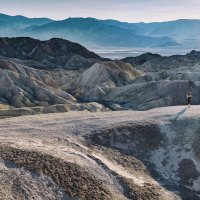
[46, 17, 106, 29]
[186, 50, 200, 60]
[66, 17, 99, 21]
[0, 37, 41, 49]
[188, 50, 200, 55]
[0, 36, 39, 42]
[121, 52, 162, 66]
[47, 37, 84, 46]
[0, 37, 102, 69]
[142, 52, 161, 57]
[45, 37, 101, 59]
[50, 17, 99, 25]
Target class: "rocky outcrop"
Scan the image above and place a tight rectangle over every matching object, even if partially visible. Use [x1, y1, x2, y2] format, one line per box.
[0, 38, 110, 110]
[101, 69, 200, 110]
[0, 102, 109, 119]
[104, 80, 200, 110]
[132, 71, 200, 84]
[121, 52, 162, 67]
[1, 106, 200, 199]
[0, 67, 76, 107]
[0, 57, 81, 88]
[1, 37, 200, 112]
[67, 60, 141, 100]
[0, 159, 67, 200]
[122, 50, 200, 73]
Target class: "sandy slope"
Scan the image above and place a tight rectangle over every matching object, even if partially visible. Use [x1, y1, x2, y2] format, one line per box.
[0, 106, 200, 199]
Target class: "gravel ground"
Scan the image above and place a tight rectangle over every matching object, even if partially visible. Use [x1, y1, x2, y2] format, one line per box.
[0, 105, 199, 200]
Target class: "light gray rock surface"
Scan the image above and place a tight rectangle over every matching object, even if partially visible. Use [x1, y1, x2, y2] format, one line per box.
[104, 80, 200, 110]
[67, 60, 141, 101]
[1, 37, 200, 113]
[0, 106, 200, 199]
[0, 67, 76, 107]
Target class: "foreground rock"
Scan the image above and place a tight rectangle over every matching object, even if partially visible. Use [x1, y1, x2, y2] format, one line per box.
[1, 106, 200, 199]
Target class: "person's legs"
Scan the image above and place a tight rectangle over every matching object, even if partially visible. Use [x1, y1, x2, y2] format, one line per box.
[188, 98, 191, 108]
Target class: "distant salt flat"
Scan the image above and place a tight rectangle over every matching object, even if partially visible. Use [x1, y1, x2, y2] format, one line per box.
[93, 49, 145, 59]
[93, 47, 198, 59]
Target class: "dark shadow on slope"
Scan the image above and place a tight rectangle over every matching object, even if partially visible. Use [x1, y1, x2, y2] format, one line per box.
[87, 121, 200, 200]
[170, 107, 188, 121]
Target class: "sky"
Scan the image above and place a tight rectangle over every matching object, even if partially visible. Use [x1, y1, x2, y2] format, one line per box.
[0, 0, 200, 22]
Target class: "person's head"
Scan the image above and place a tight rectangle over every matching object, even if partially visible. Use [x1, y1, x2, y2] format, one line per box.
[188, 92, 191, 95]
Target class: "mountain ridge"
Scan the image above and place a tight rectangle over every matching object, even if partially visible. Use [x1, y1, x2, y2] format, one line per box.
[0, 13, 53, 27]
[0, 13, 179, 48]
[0, 37, 103, 69]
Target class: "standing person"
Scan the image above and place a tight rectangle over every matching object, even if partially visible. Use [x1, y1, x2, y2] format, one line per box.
[186, 92, 192, 108]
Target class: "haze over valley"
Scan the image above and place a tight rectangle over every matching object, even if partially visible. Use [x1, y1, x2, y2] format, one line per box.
[0, 13, 200, 58]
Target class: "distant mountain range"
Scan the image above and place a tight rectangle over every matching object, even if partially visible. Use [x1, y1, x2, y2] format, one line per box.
[0, 13, 200, 50]
[0, 13, 52, 27]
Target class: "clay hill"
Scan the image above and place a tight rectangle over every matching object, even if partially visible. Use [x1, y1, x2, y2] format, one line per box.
[1, 37, 200, 116]
[0, 37, 141, 117]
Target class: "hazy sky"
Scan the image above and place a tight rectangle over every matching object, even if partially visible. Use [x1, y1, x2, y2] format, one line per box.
[0, 0, 200, 22]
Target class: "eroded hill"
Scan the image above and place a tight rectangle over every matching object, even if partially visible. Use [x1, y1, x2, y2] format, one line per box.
[1, 37, 200, 115]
